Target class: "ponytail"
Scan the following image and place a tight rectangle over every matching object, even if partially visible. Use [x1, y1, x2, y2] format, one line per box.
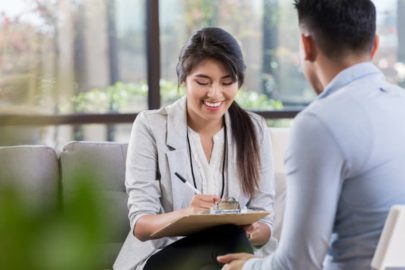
[228, 102, 261, 197]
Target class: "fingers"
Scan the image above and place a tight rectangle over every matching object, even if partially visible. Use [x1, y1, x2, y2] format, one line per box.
[242, 224, 254, 233]
[217, 253, 251, 264]
[187, 194, 221, 214]
[191, 194, 220, 208]
[195, 194, 220, 203]
[196, 201, 216, 209]
[221, 261, 245, 270]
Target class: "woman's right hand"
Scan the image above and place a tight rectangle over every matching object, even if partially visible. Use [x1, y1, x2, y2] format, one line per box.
[135, 194, 220, 241]
[186, 194, 220, 214]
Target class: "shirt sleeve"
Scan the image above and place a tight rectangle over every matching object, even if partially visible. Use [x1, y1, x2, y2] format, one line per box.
[244, 113, 346, 269]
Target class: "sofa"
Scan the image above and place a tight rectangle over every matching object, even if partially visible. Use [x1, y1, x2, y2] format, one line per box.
[0, 128, 289, 269]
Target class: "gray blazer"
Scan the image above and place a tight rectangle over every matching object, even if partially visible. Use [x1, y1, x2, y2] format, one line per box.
[114, 97, 275, 270]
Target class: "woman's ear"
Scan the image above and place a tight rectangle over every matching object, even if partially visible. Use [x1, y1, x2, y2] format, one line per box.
[370, 34, 380, 59]
[300, 33, 317, 62]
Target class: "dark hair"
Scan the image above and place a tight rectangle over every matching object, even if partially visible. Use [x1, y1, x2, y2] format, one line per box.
[177, 27, 261, 197]
[294, 0, 376, 58]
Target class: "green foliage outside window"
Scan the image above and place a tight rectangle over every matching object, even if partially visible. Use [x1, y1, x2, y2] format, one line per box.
[67, 80, 283, 113]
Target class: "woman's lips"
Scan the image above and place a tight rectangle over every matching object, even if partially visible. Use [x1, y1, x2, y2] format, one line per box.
[203, 100, 224, 111]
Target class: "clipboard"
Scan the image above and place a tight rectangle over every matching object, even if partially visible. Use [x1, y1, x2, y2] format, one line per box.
[151, 210, 270, 238]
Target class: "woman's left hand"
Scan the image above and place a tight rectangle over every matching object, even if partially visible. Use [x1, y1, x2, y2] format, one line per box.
[217, 253, 255, 270]
[242, 221, 271, 247]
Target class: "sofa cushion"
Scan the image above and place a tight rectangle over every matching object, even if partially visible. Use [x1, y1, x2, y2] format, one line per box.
[269, 128, 289, 242]
[60, 141, 129, 268]
[0, 145, 59, 209]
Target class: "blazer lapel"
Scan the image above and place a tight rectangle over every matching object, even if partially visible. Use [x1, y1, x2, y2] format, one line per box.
[165, 97, 195, 210]
[166, 96, 187, 150]
[166, 149, 194, 210]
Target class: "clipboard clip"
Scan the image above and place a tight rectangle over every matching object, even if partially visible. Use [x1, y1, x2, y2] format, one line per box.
[210, 197, 241, 214]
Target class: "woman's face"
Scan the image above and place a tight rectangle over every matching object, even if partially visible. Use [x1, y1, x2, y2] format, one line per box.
[185, 58, 238, 126]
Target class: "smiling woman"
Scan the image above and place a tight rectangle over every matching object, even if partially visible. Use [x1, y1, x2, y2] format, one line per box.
[185, 59, 238, 140]
[113, 27, 275, 270]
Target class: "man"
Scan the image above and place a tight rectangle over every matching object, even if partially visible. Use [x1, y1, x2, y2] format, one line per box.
[217, 0, 405, 269]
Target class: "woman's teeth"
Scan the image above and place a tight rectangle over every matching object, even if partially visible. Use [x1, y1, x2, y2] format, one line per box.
[204, 101, 222, 108]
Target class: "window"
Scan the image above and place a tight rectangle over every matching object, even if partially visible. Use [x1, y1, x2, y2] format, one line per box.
[0, 0, 146, 144]
[160, 0, 314, 111]
[1, 0, 404, 146]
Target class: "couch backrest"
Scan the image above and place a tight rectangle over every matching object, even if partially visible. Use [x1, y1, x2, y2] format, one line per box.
[0, 145, 59, 209]
[60, 141, 129, 267]
[269, 128, 289, 241]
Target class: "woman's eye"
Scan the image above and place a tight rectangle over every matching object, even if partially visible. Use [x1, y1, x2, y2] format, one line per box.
[196, 80, 209, 86]
[222, 81, 234, 86]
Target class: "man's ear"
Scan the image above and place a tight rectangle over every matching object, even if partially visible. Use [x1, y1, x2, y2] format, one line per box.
[301, 33, 317, 62]
[370, 34, 380, 59]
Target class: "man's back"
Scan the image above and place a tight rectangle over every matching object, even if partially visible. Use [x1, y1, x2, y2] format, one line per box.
[284, 62, 405, 269]
[217, 1, 405, 269]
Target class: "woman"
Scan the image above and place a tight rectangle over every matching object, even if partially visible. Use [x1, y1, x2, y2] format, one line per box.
[114, 27, 275, 270]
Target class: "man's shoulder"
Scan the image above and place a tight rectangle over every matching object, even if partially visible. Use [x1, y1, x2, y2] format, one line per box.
[299, 80, 369, 122]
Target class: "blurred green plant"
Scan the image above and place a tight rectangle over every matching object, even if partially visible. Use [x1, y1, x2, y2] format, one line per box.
[235, 90, 283, 110]
[66, 80, 283, 113]
[266, 119, 293, 128]
[0, 172, 111, 270]
[67, 81, 148, 113]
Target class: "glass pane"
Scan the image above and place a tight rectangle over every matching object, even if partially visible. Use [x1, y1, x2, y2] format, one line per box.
[112, 0, 147, 112]
[374, 0, 405, 88]
[0, 0, 146, 145]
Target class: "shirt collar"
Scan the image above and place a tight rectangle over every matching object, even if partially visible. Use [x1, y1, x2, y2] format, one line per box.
[319, 62, 384, 99]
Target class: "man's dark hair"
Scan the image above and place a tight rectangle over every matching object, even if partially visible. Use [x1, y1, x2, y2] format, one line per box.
[294, 0, 376, 58]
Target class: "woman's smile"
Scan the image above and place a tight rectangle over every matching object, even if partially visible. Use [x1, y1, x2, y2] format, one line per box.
[203, 100, 224, 111]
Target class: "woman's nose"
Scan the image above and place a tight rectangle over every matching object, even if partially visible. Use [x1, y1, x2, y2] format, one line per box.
[207, 84, 221, 98]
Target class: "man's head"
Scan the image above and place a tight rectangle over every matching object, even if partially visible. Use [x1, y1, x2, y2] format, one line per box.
[294, 0, 376, 59]
[294, 0, 379, 93]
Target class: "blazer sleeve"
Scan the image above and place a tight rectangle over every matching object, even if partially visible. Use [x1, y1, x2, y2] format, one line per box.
[247, 116, 275, 231]
[126, 112, 163, 231]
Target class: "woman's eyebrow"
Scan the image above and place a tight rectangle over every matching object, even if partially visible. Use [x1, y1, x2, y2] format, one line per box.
[195, 74, 233, 80]
[194, 74, 211, 79]
[194, 74, 232, 79]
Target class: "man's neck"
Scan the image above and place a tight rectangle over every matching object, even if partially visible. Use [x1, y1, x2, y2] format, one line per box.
[317, 54, 372, 92]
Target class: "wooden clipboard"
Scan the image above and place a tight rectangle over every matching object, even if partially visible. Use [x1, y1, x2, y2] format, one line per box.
[151, 210, 270, 238]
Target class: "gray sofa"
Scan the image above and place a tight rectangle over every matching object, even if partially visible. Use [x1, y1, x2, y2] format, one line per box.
[0, 142, 129, 269]
[0, 128, 289, 269]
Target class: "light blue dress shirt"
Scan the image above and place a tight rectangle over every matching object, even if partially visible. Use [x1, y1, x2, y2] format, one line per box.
[244, 62, 405, 270]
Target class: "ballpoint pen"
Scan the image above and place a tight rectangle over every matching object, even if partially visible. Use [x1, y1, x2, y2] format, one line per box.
[174, 172, 201, 194]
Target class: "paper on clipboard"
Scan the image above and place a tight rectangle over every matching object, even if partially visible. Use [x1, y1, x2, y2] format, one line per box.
[151, 210, 270, 238]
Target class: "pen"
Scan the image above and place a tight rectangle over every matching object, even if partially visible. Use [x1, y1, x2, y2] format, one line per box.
[174, 172, 201, 195]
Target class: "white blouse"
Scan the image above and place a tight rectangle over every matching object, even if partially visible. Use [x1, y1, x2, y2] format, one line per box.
[187, 127, 225, 196]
